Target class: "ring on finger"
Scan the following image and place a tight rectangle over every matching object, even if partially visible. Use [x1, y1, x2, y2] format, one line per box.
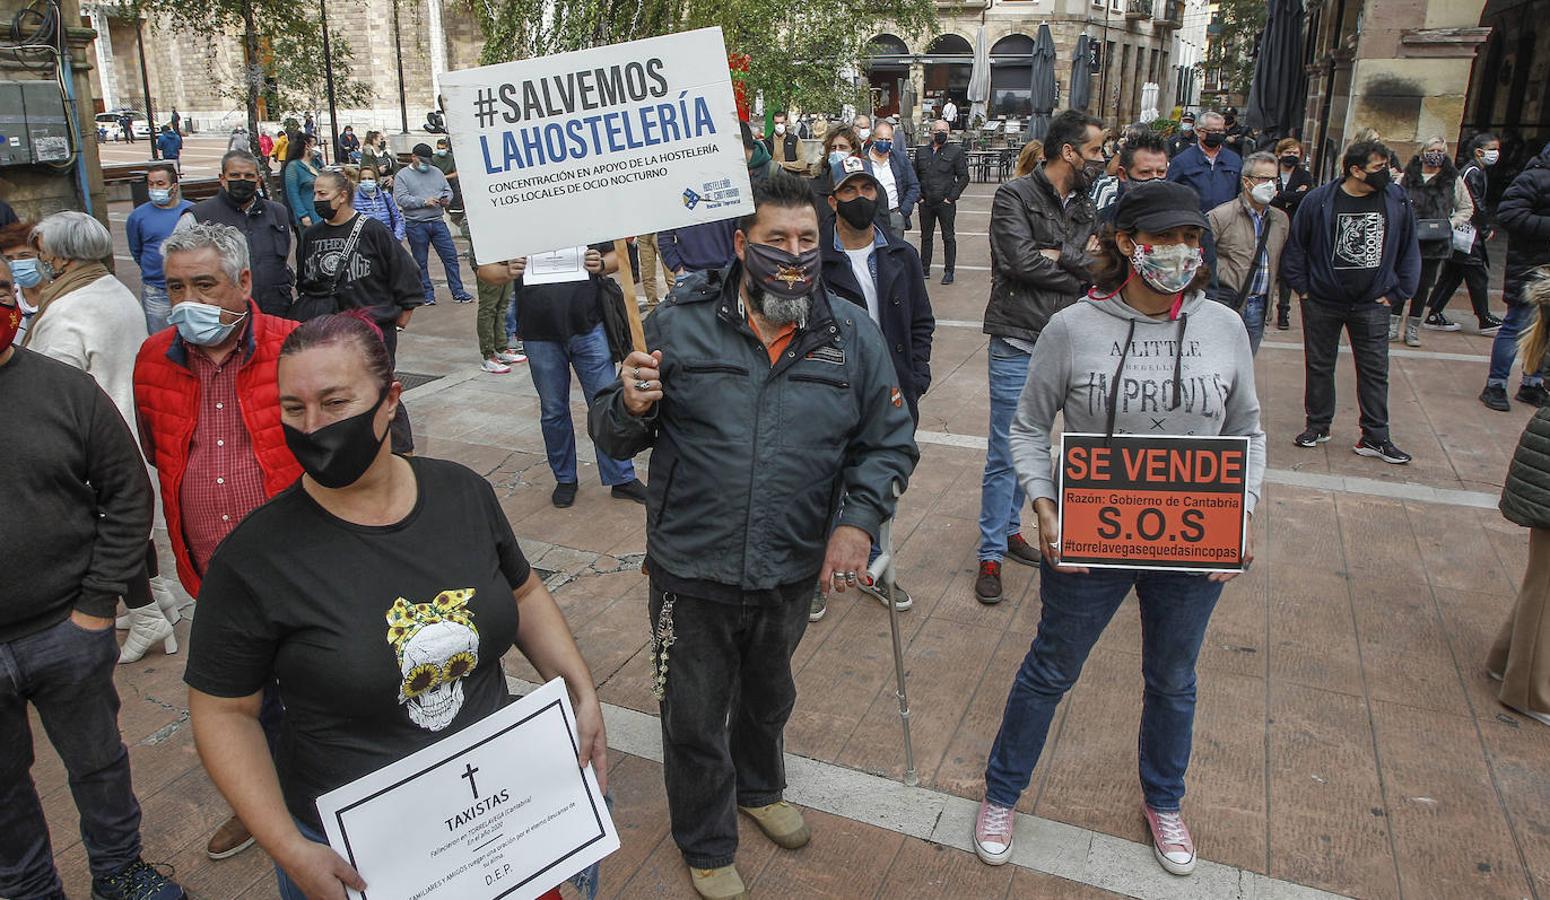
[635, 379, 651, 391]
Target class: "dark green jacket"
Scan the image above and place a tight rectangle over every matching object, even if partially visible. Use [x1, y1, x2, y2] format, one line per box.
[1503, 405, 1550, 529]
[588, 264, 919, 590]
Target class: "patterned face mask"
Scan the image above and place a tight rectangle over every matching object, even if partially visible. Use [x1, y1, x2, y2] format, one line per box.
[1129, 240, 1202, 294]
[1422, 151, 1446, 167]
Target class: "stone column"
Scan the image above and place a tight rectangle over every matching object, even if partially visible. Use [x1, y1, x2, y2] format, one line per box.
[86, 4, 115, 111]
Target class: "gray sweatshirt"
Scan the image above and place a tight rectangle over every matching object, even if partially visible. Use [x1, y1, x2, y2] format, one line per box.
[1010, 289, 1266, 513]
[392, 164, 451, 222]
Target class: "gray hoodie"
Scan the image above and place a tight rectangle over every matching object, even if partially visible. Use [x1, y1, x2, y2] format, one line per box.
[1010, 289, 1266, 513]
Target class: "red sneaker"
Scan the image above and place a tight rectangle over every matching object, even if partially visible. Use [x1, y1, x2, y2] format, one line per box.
[1142, 804, 1196, 875]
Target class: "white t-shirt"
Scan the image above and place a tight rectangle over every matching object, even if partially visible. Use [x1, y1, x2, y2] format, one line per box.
[844, 245, 881, 324]
[943, 102, 957, 122]
[870, 153, 899, 211]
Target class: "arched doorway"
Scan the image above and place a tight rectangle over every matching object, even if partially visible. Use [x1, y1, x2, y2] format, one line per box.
[866, 34, 911, 119]
[1463, 0, 1549, 195]
[990, 34, 1035, 118]
[924, 34, 972, 127]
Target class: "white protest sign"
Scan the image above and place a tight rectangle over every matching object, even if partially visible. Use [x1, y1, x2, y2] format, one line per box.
[443, 27, 754, 265]
[315, 678, 617, 900]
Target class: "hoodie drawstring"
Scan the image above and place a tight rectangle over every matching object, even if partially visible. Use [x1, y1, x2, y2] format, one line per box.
[1172, 312, 1189, 411]
[1105, 318, 1137, 442]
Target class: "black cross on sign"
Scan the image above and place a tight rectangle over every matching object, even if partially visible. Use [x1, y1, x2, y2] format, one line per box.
[461, 762, 480, 800]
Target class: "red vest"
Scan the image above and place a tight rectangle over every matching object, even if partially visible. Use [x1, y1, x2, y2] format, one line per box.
[133, 304, 301, 595]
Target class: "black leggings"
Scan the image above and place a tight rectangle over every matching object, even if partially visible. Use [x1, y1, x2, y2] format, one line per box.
[1427, 248, 1492, 324]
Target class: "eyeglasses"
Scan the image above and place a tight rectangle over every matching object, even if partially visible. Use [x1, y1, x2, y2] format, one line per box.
[1244, 174, 1276, 184]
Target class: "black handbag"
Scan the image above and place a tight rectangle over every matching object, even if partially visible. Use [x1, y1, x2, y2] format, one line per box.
[597, 276, 634, 363]
[1415, 218, 1451, 244]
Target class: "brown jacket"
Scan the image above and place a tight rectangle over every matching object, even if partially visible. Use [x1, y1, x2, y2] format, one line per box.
[1207, 194, 1289, 303]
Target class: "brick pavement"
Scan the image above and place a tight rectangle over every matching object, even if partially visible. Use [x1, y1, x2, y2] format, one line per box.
[28, 189, 1550, 899]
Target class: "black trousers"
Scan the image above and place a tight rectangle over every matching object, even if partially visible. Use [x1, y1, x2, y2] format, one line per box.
[1301, 298, 1391, 443]
[1390, 258, 1444, 319]
[650, 580, 809, 869]
[1427, 246, 1492, 324]
[918, 199, 958, 273]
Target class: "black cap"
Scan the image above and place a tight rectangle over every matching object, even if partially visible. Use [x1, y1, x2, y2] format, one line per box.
[1112, 180, 1209, 233]
[1180, 112, 1195, 122]
[412, 142, 434, 159]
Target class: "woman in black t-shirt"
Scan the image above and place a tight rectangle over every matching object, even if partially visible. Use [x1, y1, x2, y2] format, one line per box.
[185, 312, 604, 900]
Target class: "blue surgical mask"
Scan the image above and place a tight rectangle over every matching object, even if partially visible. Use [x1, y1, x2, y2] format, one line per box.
[828, 150, 848, 166]
[168, 301, 246, 345]
[415, 162, 430, 173]
[10, 257, 43, 288]
[149, 188, 173, 205]
[359, 180, 379, 195]
[873, 139, 893, 155]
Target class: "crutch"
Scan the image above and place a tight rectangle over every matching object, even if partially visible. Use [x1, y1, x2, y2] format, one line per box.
[867, 481, 918, 787]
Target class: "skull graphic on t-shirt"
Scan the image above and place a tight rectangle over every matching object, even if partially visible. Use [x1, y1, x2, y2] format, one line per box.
[386, 588, 480, 732]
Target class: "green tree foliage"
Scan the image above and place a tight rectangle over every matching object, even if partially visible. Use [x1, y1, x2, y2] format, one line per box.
[116, 0, 369, 151]
[1204, 0, 1266, 99]
[459, 0, 937, 113]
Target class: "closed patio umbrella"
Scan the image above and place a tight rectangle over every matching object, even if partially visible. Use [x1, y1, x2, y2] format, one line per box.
[1244, 0, 1307, 140]
[1069, 34, 1093, 112]
[1029, 23, 1057, 141]
[968, 25, 991, 127]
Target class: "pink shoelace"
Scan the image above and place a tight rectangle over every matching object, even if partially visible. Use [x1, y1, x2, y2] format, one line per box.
[980, 802, 1014, 839]
[1150, 809, 1191, 849]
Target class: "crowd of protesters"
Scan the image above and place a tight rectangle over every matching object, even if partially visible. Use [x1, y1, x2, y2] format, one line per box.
[4, 98, 1550, 900]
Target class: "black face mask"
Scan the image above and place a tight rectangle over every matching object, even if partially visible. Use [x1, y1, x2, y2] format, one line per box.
[743, 242, 820, 299]
[313, 197, 337, 222]
[1279, 154, 1300, 168]
[224, 180, 258, 204]
[933, 131, 948, 146]
[1364, 168, 1392, 192]
[1201, 131, 1225, 149]
[835, 194, 878, 230]
[283, 391, 389, 489]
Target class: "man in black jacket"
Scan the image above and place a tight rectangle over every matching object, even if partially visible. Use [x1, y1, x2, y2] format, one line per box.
[975, 108, 1102, 604]
[762, 111, 804, 176]
[588, 173, 917, 900]
[817, 155, 934, 620]
[913, 119, 970, 284]
[178, 150, 295, 317]
[1283, 139, 1420, 464]
[0, 285, 188, 899]
[1482, 140, 1550, 410]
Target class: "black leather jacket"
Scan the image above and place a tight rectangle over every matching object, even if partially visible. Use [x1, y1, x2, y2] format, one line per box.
[983, 164, 1097, 343]
[913, 141, 969, 204]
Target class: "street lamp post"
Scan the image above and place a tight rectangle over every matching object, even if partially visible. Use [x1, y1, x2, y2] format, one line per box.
[320, 0, 340, 163]
[392, 0, 409, 134]
[134, 16, 156, 156]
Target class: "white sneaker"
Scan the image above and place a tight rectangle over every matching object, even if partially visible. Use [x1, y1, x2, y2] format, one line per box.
[481, 357, 512, 374]
[497, 349, 527, 364]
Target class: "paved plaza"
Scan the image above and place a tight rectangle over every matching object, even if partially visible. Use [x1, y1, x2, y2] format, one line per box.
[33, 180, 1550, 899]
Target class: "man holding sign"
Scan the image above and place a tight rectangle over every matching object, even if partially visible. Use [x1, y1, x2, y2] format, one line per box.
[589, 173, 918, 900]
[971, 181, 1264, 879]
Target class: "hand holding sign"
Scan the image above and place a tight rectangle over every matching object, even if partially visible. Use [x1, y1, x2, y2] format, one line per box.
[622, 349, 664, 415]
[1033, 498, 1088, 574]
[275, 839, 366, 900]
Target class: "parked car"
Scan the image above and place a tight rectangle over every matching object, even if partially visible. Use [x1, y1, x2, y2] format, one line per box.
[95, 110, 152, 141]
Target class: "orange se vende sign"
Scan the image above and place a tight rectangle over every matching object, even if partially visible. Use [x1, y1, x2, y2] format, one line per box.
[1057, 433, 1250, 572]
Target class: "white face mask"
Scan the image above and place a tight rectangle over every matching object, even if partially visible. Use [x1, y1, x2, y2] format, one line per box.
[774, 123, 786, 135]
[1130, 241, 1203, 294]
[1481, 149, 1500, 166]
[1249, 181, 1277, 205]
[857, 128, 871, 141]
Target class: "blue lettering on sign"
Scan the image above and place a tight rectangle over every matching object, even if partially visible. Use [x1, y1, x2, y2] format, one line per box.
[480, 92, 720, 175]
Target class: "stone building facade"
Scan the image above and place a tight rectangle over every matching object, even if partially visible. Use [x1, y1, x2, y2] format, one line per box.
[82, 0, 485, 145]
[1300, 0, 1490, 181]
[867, 0, 1210, 134]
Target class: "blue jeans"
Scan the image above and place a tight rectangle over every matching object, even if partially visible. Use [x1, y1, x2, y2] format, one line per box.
[140, 283, 171, 335]
[274, 817, 328, 900]
[1488, 302, 1546, 390]
[1, 618, 143, 896]
[506, 295, 519, 345]
[1240, 294, 1266, 356]
[405, 218, 469, 303]
[984, 561, 1223, 811]
[524, 324, 635, 486]
[978, 337, 1030, 561]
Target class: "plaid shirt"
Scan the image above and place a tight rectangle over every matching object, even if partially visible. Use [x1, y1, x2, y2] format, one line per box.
[1247, 208, 1270, 298]
[178, 342, 269, 574]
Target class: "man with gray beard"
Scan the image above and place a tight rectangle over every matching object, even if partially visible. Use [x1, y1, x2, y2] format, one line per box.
[589, 172, 918, 900]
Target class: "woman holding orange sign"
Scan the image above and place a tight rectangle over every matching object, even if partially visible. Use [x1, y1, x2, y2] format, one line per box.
[971, 180, 1265, 879]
